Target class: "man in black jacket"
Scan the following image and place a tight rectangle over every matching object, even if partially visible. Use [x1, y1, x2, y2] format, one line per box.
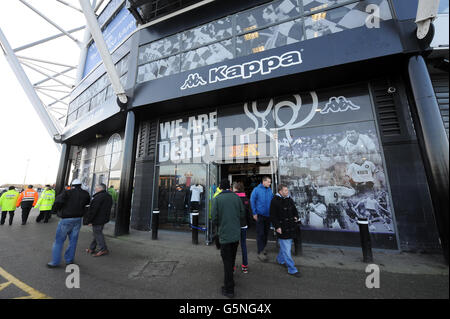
[47, 179, 91, 268]
[84, 183, 113, 257]
[270, 184, 301, 278]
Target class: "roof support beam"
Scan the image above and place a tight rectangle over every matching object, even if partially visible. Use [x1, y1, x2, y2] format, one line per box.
[79, 0, 128, 104]
[33, 66, 74, 87]
[20, 61, 73, 89]
[18, 0, 81, 46]
[56, 0, 84, 14]
[13, 26, 85, 53]
[0, 27, 62, 148]
[48, 94, 71, 107]
[20, 59, 75, 81]
[17, 55, 76, 69]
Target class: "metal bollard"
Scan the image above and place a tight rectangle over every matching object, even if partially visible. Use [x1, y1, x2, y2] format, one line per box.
[293, 222, 303, 256]
[191, 211, 199, 245]
[151, 210, 160, 240]
[357, 217, 373, 263]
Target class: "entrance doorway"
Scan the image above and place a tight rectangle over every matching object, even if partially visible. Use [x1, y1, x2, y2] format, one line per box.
[155, 160, 277, 244]
[218, 161, 277, 240]
[220, 162, 273, 198]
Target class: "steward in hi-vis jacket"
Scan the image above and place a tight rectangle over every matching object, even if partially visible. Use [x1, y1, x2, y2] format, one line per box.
[16, 185, 38, 225]
[35, 185, 56, 223]
[0, 186, 19, 226]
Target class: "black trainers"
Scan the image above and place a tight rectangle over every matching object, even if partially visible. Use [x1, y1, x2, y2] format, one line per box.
[46, 263, 59, 268]
[289, 271, 302, 278]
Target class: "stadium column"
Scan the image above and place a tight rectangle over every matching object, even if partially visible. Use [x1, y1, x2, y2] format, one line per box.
[55, 143, 70, 195]
[115, 110, 138, 236]
[408, 55, 449, 263]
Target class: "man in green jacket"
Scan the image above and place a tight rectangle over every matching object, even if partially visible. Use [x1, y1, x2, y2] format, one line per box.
[0, 186, 19, 226]
[211, 179, 245, 298]
[35, 185, 56, 223]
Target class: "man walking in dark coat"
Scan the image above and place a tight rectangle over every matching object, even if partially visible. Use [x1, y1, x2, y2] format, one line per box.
[270, 184, 301, 277]
[212, 179, 246, 298]
[84, 183, 113, 257]
[47, 179, 91, 267]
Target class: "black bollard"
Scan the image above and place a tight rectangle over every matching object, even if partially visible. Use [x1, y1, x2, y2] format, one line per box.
[293, 222, 303, 256]
[357, 217, 373, 263]
[151, 210, 159, 240]
[192, 211, 199, 245]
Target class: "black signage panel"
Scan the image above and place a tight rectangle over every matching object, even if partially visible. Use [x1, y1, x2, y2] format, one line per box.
[132, 20, 403, 108]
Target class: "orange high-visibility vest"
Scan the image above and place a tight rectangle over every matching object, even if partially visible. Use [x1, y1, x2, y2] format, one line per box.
[16, 188, 38, 207]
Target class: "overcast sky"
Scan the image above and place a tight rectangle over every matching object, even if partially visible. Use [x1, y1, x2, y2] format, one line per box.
[0, 1, 101, 185]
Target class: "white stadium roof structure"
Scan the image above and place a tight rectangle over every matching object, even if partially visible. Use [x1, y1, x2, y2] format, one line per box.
[0, 0, 213, 147]
[0, 0, 110, 146]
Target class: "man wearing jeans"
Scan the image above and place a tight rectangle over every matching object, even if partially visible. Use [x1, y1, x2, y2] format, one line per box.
[270, 184, 301, 278]
[84, 183, 113, 257]
[47, 179, 90, 268]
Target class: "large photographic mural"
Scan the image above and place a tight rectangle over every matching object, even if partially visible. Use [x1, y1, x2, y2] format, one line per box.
[156, 83, 395, 235]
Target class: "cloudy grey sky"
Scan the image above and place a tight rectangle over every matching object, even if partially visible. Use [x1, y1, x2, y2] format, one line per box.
[0, 1, 103, 185]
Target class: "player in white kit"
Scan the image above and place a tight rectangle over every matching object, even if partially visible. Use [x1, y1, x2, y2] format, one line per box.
[307, 195, 327, 228]
[317, 183, 356, 229]
[346, 153, 378, 195]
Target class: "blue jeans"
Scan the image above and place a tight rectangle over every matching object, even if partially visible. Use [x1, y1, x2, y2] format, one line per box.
[240, 227, 248, 266]
[277, 238, 298, 274]
[49, 218, 82, 265]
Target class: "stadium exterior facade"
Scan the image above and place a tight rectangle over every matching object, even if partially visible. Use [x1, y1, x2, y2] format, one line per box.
[55, 0, 449, 257]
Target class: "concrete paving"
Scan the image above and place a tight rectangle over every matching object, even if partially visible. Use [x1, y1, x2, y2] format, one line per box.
[0, 208, 448, 299]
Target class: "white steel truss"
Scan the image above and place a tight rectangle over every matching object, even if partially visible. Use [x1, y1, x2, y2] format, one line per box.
[0, 0, 110, 141]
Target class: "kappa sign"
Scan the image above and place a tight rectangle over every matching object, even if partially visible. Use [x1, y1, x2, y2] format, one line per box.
[180, 50, 302, 90]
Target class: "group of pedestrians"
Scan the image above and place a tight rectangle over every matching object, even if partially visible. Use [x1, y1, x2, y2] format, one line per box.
[47, 180, 113, 267]
[0, 180, 114, 267]
[0, 184, 54, 226]
[211, 176, 301, 298]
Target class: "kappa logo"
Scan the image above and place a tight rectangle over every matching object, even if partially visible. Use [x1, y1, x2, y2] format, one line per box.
[320, 96, 361, 114]
[180, 51, 302, 90]
[180, 73, 207, 90]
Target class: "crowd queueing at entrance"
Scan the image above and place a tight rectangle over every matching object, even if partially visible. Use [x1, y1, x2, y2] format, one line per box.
[212, 176, 301, 298]
[0, 182, 117, 266]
